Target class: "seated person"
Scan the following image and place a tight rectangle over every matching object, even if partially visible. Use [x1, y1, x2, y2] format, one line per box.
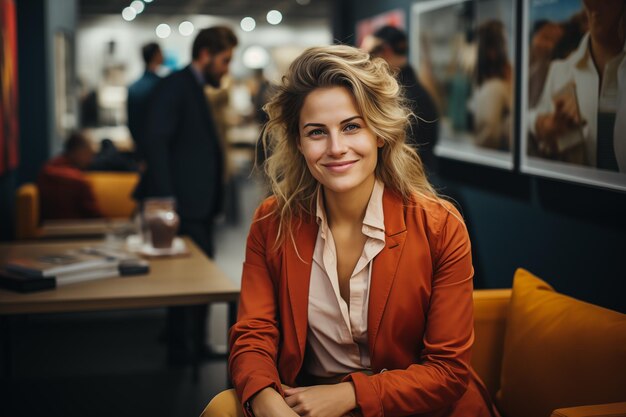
[204, 46, 497, 417]
[37, 131, 103, 220]
[88, 138, 139, 172]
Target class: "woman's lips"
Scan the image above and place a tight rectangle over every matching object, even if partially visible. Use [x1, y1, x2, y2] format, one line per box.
[322, 160, 358, 173]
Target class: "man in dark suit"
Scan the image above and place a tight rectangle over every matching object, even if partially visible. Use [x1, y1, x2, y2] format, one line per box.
[366, 26, 440, 175]
[139, 26, 237, 257]
[138, 26, 238, 363]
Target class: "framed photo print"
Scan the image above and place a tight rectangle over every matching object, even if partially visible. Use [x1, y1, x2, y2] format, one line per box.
[520, 0, 626, 192]
[411, 0, 516, 169]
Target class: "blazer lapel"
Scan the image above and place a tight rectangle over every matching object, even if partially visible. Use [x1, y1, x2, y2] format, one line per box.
[285, 215, 318, 362]
[368, 189, 407, 360]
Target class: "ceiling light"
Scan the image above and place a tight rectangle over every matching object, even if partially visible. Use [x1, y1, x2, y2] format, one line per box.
[130, 0, 145, 14]
[266, 10, 282, 25]
[144, 0, 153, 2]
[156, 23, 171, 39]
[122, 7, 137, 21]
[179, 21, 194, 36]
[240, 17, 256, 32]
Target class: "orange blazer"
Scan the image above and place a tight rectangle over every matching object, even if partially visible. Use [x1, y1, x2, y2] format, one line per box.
[229, 189, 498, 417]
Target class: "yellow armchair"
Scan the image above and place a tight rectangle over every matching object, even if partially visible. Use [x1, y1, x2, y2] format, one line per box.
[472, 269, 626, 417]
[14, 171, 139, 240]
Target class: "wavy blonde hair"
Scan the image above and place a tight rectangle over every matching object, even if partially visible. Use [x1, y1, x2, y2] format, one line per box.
[261, 44, 439, 245]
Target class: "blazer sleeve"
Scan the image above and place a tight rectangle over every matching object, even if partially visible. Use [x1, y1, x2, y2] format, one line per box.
[229, 202, 284, 415]
[344, 206, 475, 417]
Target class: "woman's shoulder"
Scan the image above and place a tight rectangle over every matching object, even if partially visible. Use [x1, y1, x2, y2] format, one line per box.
[404, 192, 466, 236]
[251, 196, 279, 226]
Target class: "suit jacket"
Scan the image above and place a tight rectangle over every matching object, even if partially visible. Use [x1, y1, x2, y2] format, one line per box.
[136, 66, 224, 220]
[229, 189, 498, 417]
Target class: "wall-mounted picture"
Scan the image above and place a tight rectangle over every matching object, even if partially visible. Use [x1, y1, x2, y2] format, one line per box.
[411, 0, 516, 169]
[521, 0, 626, 192]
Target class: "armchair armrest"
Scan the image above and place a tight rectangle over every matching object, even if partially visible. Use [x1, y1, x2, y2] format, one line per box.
[551, 402, 626, 416]
[472, 289, 512, 398]
[15, 183, 42, 240]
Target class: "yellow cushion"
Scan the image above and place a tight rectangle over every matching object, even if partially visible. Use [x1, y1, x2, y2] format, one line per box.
[496, 269, 626, 417]
[84, 172, 138, 218]
[15, 183, 41, 239]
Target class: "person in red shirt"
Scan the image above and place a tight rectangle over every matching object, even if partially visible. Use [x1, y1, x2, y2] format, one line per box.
[37, 131, 102, 220]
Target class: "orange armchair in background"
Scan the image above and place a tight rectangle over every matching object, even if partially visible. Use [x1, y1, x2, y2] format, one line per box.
[14, 172, 139, 240]
[472, 269, 626, 417]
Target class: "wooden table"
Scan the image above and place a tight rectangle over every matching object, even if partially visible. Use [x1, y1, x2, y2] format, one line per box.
[0, 237, 240, 378]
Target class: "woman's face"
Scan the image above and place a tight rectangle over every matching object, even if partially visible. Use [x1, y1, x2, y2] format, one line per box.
[298, 86, 383, 196]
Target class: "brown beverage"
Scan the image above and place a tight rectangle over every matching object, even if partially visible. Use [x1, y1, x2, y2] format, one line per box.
[147, 212, 179, 248]
[143, 199, 179, 249]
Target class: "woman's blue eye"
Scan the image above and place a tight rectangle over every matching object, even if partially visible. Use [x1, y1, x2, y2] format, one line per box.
[344, 123, 360, 132]
[308, 129, 325, 136]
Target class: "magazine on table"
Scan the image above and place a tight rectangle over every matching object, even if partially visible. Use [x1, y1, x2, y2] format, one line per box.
[4, 250, 119, 278]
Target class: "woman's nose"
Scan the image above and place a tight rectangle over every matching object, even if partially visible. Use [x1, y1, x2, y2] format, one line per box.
[326, 132, 347, 156]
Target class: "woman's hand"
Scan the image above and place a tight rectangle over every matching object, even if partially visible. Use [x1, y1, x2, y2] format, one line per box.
[251, 387, 300, 417]
[284, 382, 356, 417]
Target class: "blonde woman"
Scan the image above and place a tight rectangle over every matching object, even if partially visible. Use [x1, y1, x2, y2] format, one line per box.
[203, 45, 498, 417]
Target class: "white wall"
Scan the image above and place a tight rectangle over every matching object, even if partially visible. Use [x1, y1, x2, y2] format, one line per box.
[77, 14, 332, 88]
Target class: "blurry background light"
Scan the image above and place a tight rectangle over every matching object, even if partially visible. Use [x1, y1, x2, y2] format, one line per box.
[242, 45, 270, 69]
[240, 17, 256, 32]
[178, 21, 194, 36]
[155, 23, 171, 38]
[296, 0, 310, 5]
[144, 0, 153, 2]
[122, 7, 136, 21]
[266, 10, 282, 25]
[130, 0, 145, 14]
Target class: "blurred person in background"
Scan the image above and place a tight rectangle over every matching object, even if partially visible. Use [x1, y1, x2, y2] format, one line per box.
[127, 42, 163, 161]
[137, 26, 237, 257]
[88, 138, 139, 172]
[529, 0, 625, 171]
[467, 20, 513, 150]
[364, 25, 440, 175]
[37, 131, 102, 220]
[136, 26, 238, 363]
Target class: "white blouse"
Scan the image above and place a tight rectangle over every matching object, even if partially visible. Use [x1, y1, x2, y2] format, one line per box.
[304, 180, 386, 378]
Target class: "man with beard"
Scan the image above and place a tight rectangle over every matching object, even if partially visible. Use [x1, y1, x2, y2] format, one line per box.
[137, 26, 238, 363]
[139, 26, 237, 256]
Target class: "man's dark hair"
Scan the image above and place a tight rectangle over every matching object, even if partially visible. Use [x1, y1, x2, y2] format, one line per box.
[142, 42, 161, 65]
[63, 131, 91, 154]
[192, 26, 238, 60]
[373, 25, 408, 56]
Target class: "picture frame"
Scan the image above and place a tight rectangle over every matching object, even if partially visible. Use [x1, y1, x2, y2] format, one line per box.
[410, 0, 517, 170]
[520, 0, 626, 192]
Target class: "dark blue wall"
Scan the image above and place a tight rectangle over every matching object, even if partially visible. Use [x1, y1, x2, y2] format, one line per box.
[336, 0, 626, 313]
[16, 0, 49, 185]
[0, 0, 48, 240]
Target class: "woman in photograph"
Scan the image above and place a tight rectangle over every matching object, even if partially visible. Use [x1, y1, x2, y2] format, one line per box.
[203, 45, 498, 417]
[468, 20, 513, 151]
[529, 0, 626, 172]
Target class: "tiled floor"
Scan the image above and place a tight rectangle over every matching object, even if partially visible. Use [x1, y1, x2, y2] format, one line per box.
[0, 174, 265, 417]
